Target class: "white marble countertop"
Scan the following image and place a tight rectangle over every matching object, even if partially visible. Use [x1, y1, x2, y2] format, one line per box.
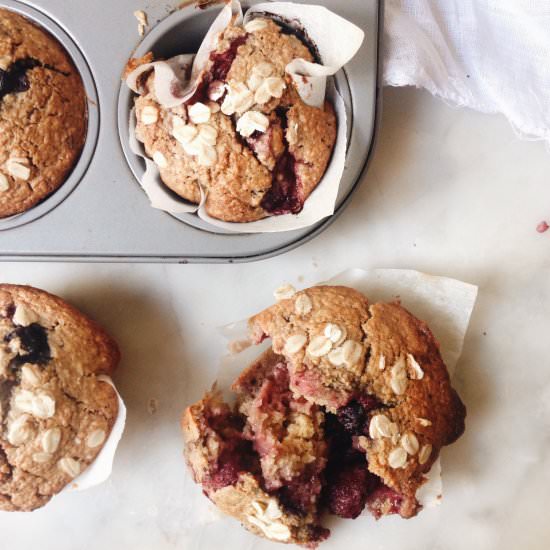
[2, 87, 550, 549]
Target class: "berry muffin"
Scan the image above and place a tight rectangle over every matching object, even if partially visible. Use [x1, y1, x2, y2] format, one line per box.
[0, 285, 120, 511]
[129, 15, 337, 223]
[182, 285, 466, 546]
[0, 9, 87, 218]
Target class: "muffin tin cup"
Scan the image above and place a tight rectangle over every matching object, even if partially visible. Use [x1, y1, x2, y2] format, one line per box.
[0, 0, 380, 262]
[0, 0, 99, 231]
[119, 1, 358, 235]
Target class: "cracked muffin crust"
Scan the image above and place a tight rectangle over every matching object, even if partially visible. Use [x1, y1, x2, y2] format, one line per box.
[0, 9, 87, 218]
[182, 285, 466, 546]
[0, 285, 120, 511]
[131, 16, 337, 223]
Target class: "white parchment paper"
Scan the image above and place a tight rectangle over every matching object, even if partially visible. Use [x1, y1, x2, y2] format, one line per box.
[65, 375, 126, 492]
[184, 268, 477, 535]
[125, 1, 364, 233]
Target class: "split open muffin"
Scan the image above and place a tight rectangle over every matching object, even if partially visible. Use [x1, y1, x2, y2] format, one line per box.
[182, 286, 466, 546]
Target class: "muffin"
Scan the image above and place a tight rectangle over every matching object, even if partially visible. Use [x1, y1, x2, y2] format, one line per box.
[129, 15, 337, 223]
[0, 285, 120, 511]
[182, 285, 466, 546]
[0, 9, 87, 218]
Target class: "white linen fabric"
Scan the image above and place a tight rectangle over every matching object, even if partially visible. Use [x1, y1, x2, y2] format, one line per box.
[383, 0, 550, 147]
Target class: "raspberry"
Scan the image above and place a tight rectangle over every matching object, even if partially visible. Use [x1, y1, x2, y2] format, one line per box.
[207, 454, 241, 491]
[325, 460, 378, 519]
[277, 474, 323, 516]
[336, 394, 381, 436]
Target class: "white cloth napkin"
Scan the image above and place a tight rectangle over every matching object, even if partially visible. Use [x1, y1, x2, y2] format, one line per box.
[383, 0, 550, 148]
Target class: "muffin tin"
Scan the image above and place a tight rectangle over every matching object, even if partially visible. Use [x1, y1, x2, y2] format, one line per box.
[0, 0, 381, 262]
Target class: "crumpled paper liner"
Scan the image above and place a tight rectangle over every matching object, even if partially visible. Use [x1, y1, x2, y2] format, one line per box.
[64, 375, 126, 492]
[125, 0, 364, 233]
[214, 268, 477, 516]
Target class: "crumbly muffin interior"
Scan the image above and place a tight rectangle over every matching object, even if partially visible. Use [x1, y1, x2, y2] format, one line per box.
[183, 286, 467, 546]
[186, 352, 424, 546]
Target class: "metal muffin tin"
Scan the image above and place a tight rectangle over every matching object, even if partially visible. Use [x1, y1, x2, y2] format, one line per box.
[0, 0, 381, 262]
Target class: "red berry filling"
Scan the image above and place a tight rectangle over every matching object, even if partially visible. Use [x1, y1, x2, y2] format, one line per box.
[334, 394, 382, 436]
[260, 108, 305, 215]
[322, 394, 408, 520]
[260, 151, 304, 215]
[243, 361, 326, 492]
[200, 377, 410, 539]
[246, 362, 293, 459]
[325, 455, 379, 519]
[187, 35, 248, 104]
[207, 450, 244, 491]
[0, 58, 40, 100]
[357, 393, 382, 412]
[205, 438, 261, 492]
[366, 485, 405, 519]
[202, 404, 260, 493]
[277, 472, 324, 516]
[210, 35, 248, 82]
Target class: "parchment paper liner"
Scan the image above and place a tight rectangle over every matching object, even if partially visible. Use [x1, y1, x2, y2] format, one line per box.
[64, 375, 126, 493]
[201, 268, 478, 529]
[125, 1, 364, 233]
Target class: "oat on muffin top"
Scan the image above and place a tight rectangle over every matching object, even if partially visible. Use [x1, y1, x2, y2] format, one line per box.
[0, 285, 119, 511]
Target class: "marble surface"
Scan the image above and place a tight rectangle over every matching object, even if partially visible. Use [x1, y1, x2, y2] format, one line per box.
[2, 86, 550, 549]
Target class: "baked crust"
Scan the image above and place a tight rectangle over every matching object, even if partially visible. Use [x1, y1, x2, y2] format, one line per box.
[249, 286, 466, 502]
[0, 285, 120, 511]
[249, 286, 370, 411]
[0, 9, 87, 218]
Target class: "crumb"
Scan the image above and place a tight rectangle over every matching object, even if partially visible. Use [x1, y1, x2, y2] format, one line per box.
[134, 10, 148, 36]
[298, 275, 304, 283]
[181, 0, 222, 9]
[483, 331, 487, 336]
[536, 220, 549, 233]
[148, 398, 159, 415]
